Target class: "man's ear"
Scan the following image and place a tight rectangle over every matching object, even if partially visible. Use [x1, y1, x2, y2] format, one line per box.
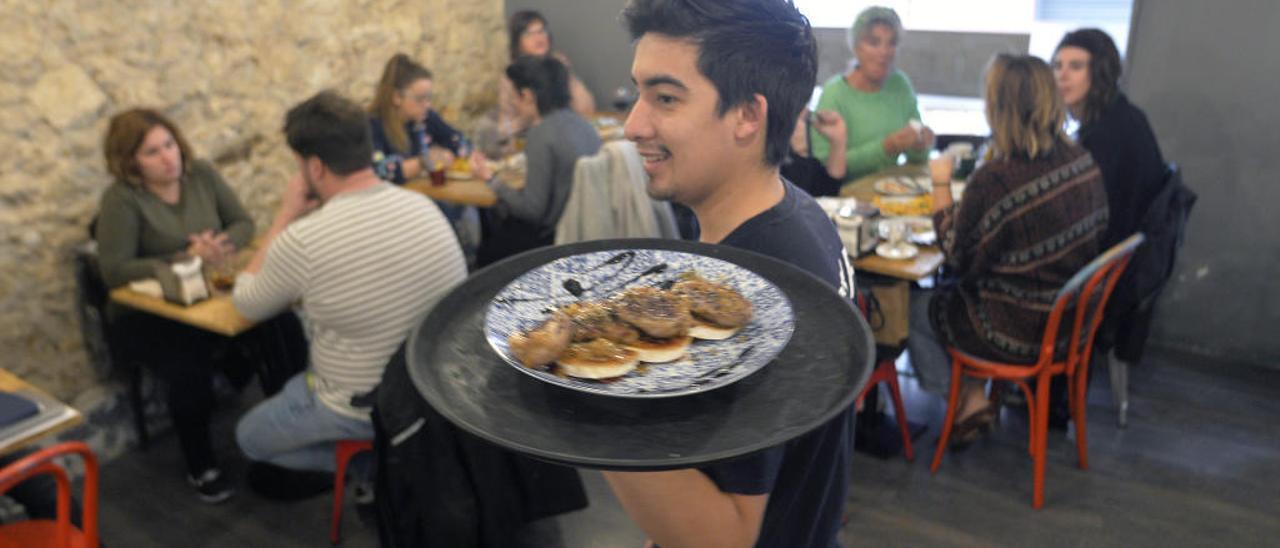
[306, 156, 326, 182]
[733, 93, 769, 142]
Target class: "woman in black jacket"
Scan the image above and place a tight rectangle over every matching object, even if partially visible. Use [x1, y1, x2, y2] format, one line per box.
[1054, 28, 1165, 251]
[1053, 28, 1167, 424]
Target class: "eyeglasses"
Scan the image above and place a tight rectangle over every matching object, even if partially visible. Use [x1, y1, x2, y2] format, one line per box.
[406, 93, 433, 104]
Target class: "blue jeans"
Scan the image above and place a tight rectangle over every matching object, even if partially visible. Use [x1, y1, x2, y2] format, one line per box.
[235, 372, 373, 472]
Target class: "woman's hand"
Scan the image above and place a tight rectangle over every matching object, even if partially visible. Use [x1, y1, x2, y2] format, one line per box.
[426, 147, 456, 172]
[813, 110, 847, 146]
[929, 154, 955, 184]
[469, 151, 494, 181]
[883, 125, 917, 155]
[187, 230, 235, 263]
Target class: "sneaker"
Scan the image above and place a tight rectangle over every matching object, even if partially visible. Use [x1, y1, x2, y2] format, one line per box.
[188, 467, 235, 504]
[353, 481, 376, 526]
[352, 481, 375, 505]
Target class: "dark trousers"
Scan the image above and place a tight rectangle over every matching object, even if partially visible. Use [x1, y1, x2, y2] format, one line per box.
[112, 311, 239, 475]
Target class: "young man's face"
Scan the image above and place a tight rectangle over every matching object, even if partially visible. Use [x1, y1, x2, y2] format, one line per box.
[625, 34, 744, 206]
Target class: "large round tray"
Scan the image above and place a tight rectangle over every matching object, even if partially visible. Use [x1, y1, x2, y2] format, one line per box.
[407, 239, 873, 470]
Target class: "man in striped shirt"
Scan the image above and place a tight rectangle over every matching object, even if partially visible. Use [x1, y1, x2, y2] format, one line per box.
[232, 91, 467, 482]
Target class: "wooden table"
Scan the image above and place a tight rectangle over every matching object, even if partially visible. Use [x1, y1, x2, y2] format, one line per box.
[109, 288, 255, 337]
[0, 369, 83, 456]
[403, 169, 525, 208]
[841, 165, 947, 281]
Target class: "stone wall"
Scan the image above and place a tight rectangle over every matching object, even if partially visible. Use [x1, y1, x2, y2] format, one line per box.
[0, 0, 508, 399]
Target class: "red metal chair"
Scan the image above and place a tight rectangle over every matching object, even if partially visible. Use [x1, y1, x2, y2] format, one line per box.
[330, 439, 373, 545]
[929, 234, 1144, 508]
[854, 291, 914, 461]
[0, 441, 99, 548]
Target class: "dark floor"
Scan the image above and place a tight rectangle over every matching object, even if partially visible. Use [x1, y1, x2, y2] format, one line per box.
[96, 348, 1280, 547]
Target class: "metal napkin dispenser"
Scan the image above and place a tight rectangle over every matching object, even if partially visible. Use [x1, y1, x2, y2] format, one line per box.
[834, 202, 881, 258]
[154, 256, 210, 306]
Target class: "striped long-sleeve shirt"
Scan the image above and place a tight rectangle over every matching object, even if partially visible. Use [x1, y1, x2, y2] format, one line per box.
[234, 183, 467, 419]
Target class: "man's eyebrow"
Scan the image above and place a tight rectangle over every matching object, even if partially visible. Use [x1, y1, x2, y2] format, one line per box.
[636, 75, 688, 91]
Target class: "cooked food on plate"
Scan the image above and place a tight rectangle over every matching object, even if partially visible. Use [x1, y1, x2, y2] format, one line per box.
[563, 301, 640, 344]
[556, 339, 641, 379]
[613, 286, 692, 338]
[505, 271, 755, 380]
[508, 311, 573, 368]
[672, 273, 754, 340]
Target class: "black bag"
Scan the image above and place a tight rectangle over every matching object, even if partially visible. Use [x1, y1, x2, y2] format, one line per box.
[1114, 163, 1197, 312]
[372, 345, 588, 548]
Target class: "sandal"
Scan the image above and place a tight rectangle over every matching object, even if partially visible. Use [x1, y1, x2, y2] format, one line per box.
[949, 404, 998, 450]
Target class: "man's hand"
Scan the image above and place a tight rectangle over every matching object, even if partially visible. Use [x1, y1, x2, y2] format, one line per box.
[278, 173, 320, 224]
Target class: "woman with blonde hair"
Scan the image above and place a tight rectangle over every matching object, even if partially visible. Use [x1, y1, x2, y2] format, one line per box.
[368, 53, 479, 256]
[811, 6, 934, 181]
[906, 55, 1110, 447]
[96, 108, 255, 502]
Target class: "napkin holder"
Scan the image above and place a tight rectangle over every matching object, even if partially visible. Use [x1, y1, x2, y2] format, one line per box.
[155, 256, 209, 306]
[835, 203, 881, 258]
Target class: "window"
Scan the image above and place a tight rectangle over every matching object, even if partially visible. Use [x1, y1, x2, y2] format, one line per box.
[795, 0, 1134, 59]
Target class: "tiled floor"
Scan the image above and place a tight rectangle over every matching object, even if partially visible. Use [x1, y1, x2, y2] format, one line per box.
[93, 347, 1280, 547]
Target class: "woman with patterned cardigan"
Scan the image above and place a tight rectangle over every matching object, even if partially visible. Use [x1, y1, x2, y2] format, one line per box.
[907, 55, 1110, 448]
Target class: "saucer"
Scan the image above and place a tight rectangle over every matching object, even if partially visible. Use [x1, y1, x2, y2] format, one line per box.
[875, 242, 919, 260]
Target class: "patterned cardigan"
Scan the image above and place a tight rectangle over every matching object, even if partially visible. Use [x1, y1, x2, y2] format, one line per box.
[931, 144, 1109, 363]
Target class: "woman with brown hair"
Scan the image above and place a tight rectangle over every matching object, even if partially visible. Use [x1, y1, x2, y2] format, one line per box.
[1054, 29, 1166, 374]
[507, 10, 595, 117]
[96, 108, 254, 502]
[907, 55, 1110, 447]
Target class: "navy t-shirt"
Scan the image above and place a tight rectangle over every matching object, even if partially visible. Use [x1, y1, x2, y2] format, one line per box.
[696, 179, 857, 548]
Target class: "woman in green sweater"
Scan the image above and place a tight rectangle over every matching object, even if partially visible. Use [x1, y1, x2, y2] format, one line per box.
[96, 108, 254, 503]
[811, 6, 934, 182]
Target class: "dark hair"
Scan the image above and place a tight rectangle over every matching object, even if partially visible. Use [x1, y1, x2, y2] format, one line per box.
[622, 0, 818, 167]
[1055, 28, 1122, 125]
[284, 91, 374, 176]
[103, 108, 195, 186]
[508, 10, 551, 61]
[506, 55, 572, 116]
[370, 53, 434, 153]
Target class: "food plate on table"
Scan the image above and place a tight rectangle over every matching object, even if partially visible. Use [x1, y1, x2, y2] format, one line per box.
[873, 176, 929, 196]
[899, 215, 936, 246]
[876, 241, 919, 260]
[405, 239, 873, 470]
[485, 249, 795, 398]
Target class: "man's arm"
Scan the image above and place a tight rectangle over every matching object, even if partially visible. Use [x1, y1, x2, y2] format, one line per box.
[603, 469, 768, 548]
[233, 174, 318, 321]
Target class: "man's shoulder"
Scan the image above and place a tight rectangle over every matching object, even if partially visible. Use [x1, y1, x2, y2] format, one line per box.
[728, 185, 847, 290]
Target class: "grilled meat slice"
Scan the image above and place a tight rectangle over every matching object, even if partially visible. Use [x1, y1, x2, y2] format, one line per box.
[671, 274, 753, 328]
[507, 311, 573, 368]
[613, 286, 692, 338]
[562, 301, 640, 344]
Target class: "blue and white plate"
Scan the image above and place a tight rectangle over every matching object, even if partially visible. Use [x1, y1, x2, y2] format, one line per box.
[484, 249, 795, 398]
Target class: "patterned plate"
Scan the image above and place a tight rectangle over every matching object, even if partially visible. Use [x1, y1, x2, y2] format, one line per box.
[483, 248, 795, 398]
